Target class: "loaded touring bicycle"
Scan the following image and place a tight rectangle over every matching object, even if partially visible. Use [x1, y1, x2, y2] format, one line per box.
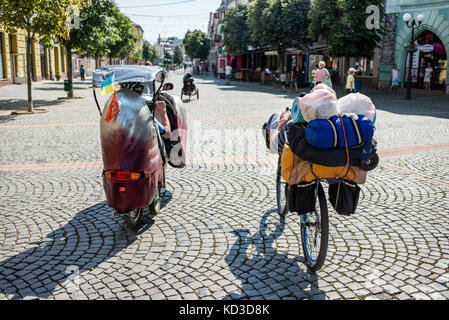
[93, 65, 187, 229]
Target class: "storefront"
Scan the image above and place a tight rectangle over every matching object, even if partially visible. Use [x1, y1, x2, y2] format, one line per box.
[404, 31, 447, 90]
[388, 0, 449, 94]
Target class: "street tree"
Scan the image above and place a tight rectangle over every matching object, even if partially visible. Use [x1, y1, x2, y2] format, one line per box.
[247, 0, 311, 71]
[183, 30, 210, 60]
[308, 0, 383, 67]
[108, 11, 139, 63]
[173, 46, 183, 65]
[70, 0, 120, 65]
[0, 0, 88, 112]
[222, 3, 251, 56]
[142, 41, 159, 64]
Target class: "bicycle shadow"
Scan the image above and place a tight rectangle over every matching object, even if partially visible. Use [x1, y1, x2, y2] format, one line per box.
[0, 200, 161, 300]
[224, 209, 325, 300]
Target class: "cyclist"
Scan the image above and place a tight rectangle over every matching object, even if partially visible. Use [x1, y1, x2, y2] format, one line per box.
[183, 73, 195, 92]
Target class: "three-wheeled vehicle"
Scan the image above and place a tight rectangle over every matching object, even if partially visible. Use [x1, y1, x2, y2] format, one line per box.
[92, 65, 187, 228]
[181, 73, 199, 101]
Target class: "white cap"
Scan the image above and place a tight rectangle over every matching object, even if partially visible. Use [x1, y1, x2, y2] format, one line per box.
[349, 68, 356, 73]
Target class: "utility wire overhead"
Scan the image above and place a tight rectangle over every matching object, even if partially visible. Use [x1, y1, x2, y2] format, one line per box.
[123, 13, 209, 18]
[118, 0, 196, 9]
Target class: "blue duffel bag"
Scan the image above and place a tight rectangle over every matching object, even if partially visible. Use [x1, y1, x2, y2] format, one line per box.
[306, 115, 374, 149]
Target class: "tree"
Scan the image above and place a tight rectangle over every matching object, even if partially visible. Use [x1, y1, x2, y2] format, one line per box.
[173, 46, 183, 65]
[0, 0, 88, 112]
[183, 30, 210, 60]
[71, 0, 121, 64]
[142, 41, 159, 63]
[247, 0, 311, 71]
[308, 0, 383, 59]
[222, 4, 251, 56]
[108, 11, 138, 63]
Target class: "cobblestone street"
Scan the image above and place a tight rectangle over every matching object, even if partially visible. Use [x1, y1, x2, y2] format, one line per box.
[0, 72, 448, 300]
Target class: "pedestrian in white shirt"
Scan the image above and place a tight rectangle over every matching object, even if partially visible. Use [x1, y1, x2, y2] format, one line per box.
[424, 62, 433, 95]
[280, 70, 287, 93]
[225, 64, 232, 85]
[390, 64, 400, 93]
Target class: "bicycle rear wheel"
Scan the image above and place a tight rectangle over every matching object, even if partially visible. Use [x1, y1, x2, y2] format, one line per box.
[276, 156, 289, 217]
[300, 182, 328, 273]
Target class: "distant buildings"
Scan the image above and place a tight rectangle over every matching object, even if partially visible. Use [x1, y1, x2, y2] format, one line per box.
[155, 34, 185, 65]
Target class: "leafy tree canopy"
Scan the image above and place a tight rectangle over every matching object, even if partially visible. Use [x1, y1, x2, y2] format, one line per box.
[142, 41, 159, 63]
[248, 0, 311, 70]
[183, 29, 210, 60]
[308, 0, 383, 57]
[173, 46, 183, 65]
[222, 3, 251, 56]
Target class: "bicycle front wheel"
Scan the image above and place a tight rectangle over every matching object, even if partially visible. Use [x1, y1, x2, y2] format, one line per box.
[300, 182, 328, 273]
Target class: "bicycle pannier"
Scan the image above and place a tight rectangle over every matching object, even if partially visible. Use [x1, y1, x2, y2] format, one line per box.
[328, 180, 361, 216]
[288, 181, 317, 215]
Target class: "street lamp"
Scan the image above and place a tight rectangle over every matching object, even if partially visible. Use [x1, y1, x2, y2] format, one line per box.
[403, 12, 424, 100]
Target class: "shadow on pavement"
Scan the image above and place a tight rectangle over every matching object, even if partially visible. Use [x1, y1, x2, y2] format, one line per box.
[224, 209, 325, 300]
[0, 99, 66, 112]
[0, 200, 163, 300]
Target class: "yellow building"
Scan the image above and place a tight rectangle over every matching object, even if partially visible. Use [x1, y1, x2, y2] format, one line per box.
[0, 29, 68, 87]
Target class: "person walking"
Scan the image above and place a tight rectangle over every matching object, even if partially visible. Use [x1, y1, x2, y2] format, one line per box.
[308, 64, 318, 91]
[225, 64, 232, 85]
[80, 65, 85, 81]
[346, 68, 356, 94]
[290, 67, 298, 94]
[280, 70, 287, 93]
[390, 64, 400, 93]
[315, 61, 331, 85]
[424, 62, 433, 95]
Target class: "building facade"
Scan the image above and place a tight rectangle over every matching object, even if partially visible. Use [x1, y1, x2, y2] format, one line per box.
[380, 0, 449, 93]
[0, 29, 70, 86]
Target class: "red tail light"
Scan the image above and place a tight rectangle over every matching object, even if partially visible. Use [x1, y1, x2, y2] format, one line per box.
[105, 171, 141, 181]
[187, 82, 191, 85]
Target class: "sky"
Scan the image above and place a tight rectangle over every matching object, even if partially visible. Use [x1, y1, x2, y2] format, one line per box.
[115, 0, 222, 44]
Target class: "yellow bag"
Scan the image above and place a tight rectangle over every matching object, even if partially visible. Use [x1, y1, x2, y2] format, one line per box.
[281, 145, 294, 182]
[304, 164, 355, 182]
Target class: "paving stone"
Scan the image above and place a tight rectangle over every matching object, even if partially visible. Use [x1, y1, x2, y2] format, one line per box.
[1, 73, 449, 301]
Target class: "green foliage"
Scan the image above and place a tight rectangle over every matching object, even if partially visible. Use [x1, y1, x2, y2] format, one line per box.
[70, 0, 118, 58]
[248, 0, 311, 70]
[142, 41, 159, 63]
[0, 0, 89, 110]
[308, 0, 383, 57]
[183, 30, 210, 60]
[222, 4, 251, 56]
[173, 46, 183, 65]
[108, 11, 141, 62]
[0, 0, 88, 40]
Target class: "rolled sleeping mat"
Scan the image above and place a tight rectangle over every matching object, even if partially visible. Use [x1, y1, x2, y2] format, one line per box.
[305, 115, 374, 150]
[291, 97, 305, 123]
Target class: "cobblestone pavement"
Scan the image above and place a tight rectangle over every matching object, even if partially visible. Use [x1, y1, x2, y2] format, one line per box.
[0, 72, 448, 300]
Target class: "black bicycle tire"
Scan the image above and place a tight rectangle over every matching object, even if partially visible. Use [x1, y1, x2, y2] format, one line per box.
[276, 157, 289, 216]
[300, 183, 329, 273]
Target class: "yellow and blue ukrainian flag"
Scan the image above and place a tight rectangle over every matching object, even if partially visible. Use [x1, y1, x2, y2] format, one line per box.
[100, 75, 115, 96]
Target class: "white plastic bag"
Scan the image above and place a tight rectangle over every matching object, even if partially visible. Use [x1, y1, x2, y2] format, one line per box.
[300, 89, 338, 122]
[337, 93, 376, 122]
